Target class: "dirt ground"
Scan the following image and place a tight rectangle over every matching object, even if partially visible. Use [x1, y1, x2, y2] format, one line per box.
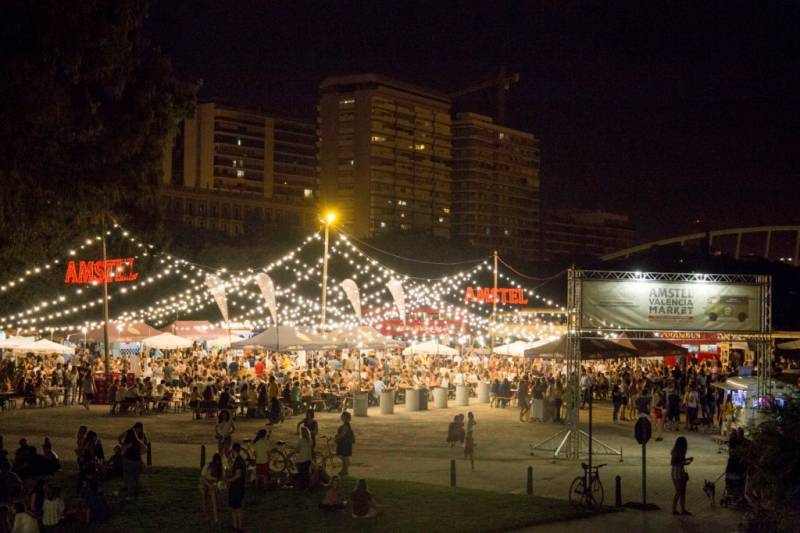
[2, 398, 746, 532]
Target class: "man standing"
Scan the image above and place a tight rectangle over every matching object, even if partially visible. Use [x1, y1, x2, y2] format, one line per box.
[518, 374, 530, 422]
[579, 369, 591, 409]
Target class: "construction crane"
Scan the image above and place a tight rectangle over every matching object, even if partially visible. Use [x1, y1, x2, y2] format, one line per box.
[448, 66, 520, 125]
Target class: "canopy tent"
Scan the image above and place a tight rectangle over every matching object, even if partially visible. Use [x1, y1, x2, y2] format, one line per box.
[328, 326, 401, 350]
[86, 322, 160, 343]
[523, 336, 639, 360]
[402, 339, 458, 357]
[207, 336, 232, 349]
[141, 332, 194, 350]
[12, 339, 74, 355]
[492, 340, 540, 357]
[0, 336, 35, 349]
[161, 320, 230, 341]
[231, 326, 336, 351]
[612, 337, 689, 357]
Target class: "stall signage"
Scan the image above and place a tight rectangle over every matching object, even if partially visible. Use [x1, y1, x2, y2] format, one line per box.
[464, 287, 528, 305]
[64, 258, 139, 284]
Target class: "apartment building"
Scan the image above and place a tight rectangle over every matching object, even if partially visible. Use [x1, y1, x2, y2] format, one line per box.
[318, 74, 452, 238]
[451, 112, 541, 258]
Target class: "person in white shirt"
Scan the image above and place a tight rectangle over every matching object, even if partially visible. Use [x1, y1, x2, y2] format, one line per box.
[42, 485, 64, 529]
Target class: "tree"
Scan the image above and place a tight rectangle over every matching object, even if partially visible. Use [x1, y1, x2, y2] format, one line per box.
[744, 392, 800, 532]
[0, 0, 196, 313]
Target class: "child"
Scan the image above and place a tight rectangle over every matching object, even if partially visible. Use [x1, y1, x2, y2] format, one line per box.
[464, 429, 475, 470]
[466, 412, 477, 434]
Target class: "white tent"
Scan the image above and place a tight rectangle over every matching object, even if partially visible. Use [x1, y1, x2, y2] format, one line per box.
[402, 339, 458, 357]
[328, 325, 400, 349]
[207, 336, 232, 349]
[231, 326, 338, 351]
[0, 336, 35, 349]
[141, 332, 193, 350]
[21, 339, 75, 355]
[492, 340, 539, 357]
[778, 340, 800, 350]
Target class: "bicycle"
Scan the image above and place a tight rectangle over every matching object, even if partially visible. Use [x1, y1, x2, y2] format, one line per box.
[569, 462, 605, 506]
[312, 436, 344, 477]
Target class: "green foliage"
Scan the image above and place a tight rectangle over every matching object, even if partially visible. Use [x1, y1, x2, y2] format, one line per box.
[0, 0, 196, 313]
[745, 392, 800, 532]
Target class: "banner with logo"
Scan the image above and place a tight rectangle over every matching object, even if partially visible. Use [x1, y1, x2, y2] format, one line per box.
[255, 273, 278, 325]
[341, 279, 361, 320]
[205, 274, 229, 323]
[386, 279, 406, 323]
[581, 279, 762, 332]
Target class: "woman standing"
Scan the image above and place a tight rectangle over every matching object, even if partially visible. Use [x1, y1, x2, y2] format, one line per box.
[670, 436, 693, 516]
[199, 453, 223, 525]
[227, 443, 246, 533]
[335, 412, 356, 476]
[81, 371, 95, 410]
[215, 411, 235, 456]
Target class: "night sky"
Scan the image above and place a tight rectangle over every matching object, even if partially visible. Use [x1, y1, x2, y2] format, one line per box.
[146, 1, 800, 242]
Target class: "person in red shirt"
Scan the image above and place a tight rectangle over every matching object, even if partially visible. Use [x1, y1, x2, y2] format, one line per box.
[254, 357, 265, 378]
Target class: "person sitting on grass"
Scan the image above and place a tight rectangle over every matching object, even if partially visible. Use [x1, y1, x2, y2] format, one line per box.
[351, 479, 377, 518]
[200, 453, 223, 525]
[318, 476, 346, 511]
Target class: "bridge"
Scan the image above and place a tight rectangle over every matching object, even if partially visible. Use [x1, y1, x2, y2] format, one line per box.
[600, 225, 800, 263]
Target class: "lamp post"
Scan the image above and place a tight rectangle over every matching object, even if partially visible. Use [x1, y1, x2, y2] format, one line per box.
[101, 214, 111, 386]
[320, 212, 336, 328]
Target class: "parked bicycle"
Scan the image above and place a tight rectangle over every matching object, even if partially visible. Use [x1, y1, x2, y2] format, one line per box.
[312, 436, 344, 477]
[569, 462, 605, 506]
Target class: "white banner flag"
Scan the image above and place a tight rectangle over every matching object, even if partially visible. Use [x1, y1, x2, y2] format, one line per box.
[205, 274, 229, 323]
[386, 279, 406, 323]
[340, 279, 362, 320]
[255, 273, 278, 326]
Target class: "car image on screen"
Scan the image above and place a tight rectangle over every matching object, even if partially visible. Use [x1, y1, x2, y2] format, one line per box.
[704, 295, 750, 322]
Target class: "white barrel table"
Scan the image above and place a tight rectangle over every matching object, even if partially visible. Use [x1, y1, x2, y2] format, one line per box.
[405, 388, 420, 412]
[379, 390, 394, 415]
[477, 382, 490, 403]
[455, 384, 470, 406]
[433, 387, 448, 408]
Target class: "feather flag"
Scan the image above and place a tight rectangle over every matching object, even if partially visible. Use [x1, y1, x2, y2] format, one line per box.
[255, 273, 278, 326]
[386, 279, 406, 323]
[205, 274, 229, 323]
[340, 279, 362, 320]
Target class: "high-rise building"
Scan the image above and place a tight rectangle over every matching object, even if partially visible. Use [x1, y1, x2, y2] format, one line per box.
[542, 208, 635, 262]
[451, 112, 541, 258]
[318, 74, 452, 238]
[161, 102, 317, 235]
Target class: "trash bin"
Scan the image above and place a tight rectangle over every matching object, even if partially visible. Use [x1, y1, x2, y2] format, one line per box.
[380, 390, 394, 415]
[456, 385, 470, 406]
[418, 388, 429, 411]
[405, 388, 419, 412]
[433, 387, 448, 408]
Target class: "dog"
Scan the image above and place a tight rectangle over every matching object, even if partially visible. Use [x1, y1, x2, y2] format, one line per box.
[703, 479, 716, 506]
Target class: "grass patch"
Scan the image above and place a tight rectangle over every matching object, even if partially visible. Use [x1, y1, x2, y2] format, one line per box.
[40, 465, 608, 532]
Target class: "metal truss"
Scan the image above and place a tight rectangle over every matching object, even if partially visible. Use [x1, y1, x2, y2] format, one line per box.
[580, 270, 762, 284]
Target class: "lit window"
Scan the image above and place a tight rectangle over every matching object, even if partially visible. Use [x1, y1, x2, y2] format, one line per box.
[380, 221, 386, 228]
[504, 229, 510, 236]
[370, 135, 386, 143]
[303, 189, 313, 198]
[232, 160, 237, 168]
[498, 132, 505, 140]
[397, 200, 407, 206]
[339, 98, 355, 105]
[443, 208, 450, 214]
[400, 213, 405, 218]
[438, 217, 444, 223]
[236, 169, 245, 178]
[236, 138, 242, 146]
[349, 160, 354, 166]
[414, 143, 426, 151]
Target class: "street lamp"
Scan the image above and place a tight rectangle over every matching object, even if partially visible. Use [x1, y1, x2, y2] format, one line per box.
[320, 211, 337, 327]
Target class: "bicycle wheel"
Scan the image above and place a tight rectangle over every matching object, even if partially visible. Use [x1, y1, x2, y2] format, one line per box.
[589, 477, 604, 506]
[268, 449, 287, 474]
[323, 454, 344, 477]
[568, 477, 585, 506]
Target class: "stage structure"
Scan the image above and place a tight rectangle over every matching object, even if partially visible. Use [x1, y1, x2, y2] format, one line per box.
[532, 268, 772, 460]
